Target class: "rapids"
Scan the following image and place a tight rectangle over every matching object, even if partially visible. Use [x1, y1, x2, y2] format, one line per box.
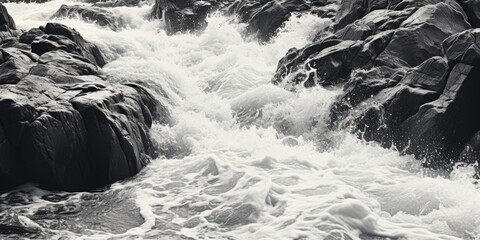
[2, 1, 480, 239]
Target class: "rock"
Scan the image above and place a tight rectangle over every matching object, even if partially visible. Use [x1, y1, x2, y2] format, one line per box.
[0, 3, 16, 30]
[399, 63, 480, 168]
[457, 0, 480, 27]
[334, 0, 368, 31]
[443, 28, 480, 67]
[0, 47, 38, 85]
[347, 57, 450, 144]
[274, 2, 470, 87]
[0, 4, 168, 192]
[229, 0, 311, 41]
[0, 75, 162, 191]
[151, 0, 213, 34]
[51, 5, 125, 31]
[29, 50, 101, 83]
[41, 23, 107, 67]
[31, 34, 81, 56]
[336, 8, 413, 41]
[19, 28, 45, 45]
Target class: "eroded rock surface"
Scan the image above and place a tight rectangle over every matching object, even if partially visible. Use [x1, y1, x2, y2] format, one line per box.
[0, 4, 167, 192]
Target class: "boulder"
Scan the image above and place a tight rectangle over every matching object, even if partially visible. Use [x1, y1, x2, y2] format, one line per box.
[51, 5, 125, 31]
[43, 23, 107, 67]
[457, 0, 480, 27]
[273, 2, 470, 86]
[399, 63, 480, 168]
[151, 0, 213, 34]
[229, 0, 311, 41]
[0, 4, 168, 192]
[0, 47, 38, 85]
[0, 74, 162, 191]
[0, 3, 16, 30]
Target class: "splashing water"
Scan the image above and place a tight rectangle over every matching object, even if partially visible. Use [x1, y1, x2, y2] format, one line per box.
[3, 1, 480, 239]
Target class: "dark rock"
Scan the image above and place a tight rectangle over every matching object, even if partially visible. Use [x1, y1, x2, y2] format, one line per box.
[31, 34, 81, 56]
[19, 28, 45, 45]
[443, 28, 480, 67]
[457, 0, 480, 27]
[399, 63, 480, 167]
[0, 3, 16, 30]
[348, 57, 450, 143]
[230, 0, 310, 41]
[334, 0, 368, 31]
[52, 5, 125, 31]
[229, 0, 311, 41]
[151, 0, 213, 34]
[43, 23, 107, 67]
[0, 75, 162, 191]
[0, 4, 167, 192]
[0, 47, 38, 85]
[274, 2, 470, 87]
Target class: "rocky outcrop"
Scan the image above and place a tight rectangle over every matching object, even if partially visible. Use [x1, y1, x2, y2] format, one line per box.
[0, 4, 166, 192]
[273, 0, 480, 171]
[52, 5, 125, 31]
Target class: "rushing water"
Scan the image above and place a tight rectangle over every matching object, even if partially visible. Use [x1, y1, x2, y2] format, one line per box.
[3, 1, 480, 239]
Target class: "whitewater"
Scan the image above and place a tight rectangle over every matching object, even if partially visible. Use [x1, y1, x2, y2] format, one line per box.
[2, 1, 480, 239]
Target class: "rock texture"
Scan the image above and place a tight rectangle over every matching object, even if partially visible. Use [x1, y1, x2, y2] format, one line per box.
[150, 0, 337, 39]
[0, 4, 166, 192]
[52, 5, 125, 31]
[273, 0, 480, 171]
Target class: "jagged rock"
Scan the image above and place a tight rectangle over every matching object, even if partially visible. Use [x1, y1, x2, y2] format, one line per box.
[0, 3, 16, 30]
[43, 23, 107, 67]
[0, 47, 38, 85]
[31, 34, 80, 56]
[399, 63, 480, 168]
[151, 0, 213, 34]
[0, 4, 168, 192]
[229, 0, 311, 41]
[336, 8, 413, 40]
[443, 28, 480, 67]
[457, 0, 480, 27]
[52, 5, 125, 31]
[0, 75, 162, 191]
[29, 50, 101, 83]
[274, 2, 470, 87]
[19, 28, 45, 45]
[347, 57, 450, 144]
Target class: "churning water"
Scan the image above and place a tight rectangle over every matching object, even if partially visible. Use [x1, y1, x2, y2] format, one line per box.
[3, 1, 480, 239]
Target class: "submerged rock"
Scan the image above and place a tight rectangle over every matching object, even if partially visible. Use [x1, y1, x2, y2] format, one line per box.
[51, 5, 125, 31]
[0, 4, 168, 192]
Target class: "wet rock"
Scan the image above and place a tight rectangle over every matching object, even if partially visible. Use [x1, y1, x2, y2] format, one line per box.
[229, 0, 311, 41]
[0, 4, 167, 192]
[399, 63, 480, 168]
[0, 3, 16, 30]
[43, 23, 107, 67]
[349, 57, 450, 144]
[52, 5, 125, 31]
[151, 0, 213, 34]
[457, 0, 480, 27]
[0, 47, 38, 85]
[443, 28, 480, 67]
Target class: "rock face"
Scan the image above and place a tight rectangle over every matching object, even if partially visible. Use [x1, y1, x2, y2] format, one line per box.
[273, 0, 480, 171]
[0, 4, 166, 192]
[52, 5, 125, 31]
